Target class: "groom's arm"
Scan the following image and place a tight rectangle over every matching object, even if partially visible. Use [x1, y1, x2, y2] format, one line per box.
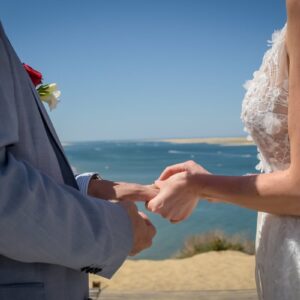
[0, 146, 134, 278]
[75, 173, 158, 201]
[0, 42, 134, 279]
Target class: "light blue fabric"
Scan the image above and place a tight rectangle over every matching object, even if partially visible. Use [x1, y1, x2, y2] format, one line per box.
[0, 22, 133, 300]
[76, 172, 99, 196]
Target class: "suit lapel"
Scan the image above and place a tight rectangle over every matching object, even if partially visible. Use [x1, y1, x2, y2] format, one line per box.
[0, 21, 78, 189]
[0, 21, 64, 155]
[28, 80, 78, 189]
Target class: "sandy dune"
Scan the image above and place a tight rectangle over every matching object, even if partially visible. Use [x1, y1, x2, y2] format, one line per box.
[160, 137, 254, 146]
[89, 251, 255, 292]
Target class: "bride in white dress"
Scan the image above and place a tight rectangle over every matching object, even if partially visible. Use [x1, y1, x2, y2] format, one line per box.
[145, 1, 300, 299]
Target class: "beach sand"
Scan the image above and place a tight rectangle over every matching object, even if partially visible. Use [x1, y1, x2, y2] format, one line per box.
[89, 251, 255, 292]
[160, 137, 254, 146]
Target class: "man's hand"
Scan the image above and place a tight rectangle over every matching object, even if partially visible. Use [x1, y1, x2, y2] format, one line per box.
[146, 161, 211, 223]
[118, 201, 156, 256]
[88, 179, 159, 202]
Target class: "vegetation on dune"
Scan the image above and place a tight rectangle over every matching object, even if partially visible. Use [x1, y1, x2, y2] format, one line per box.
[174, 230, 255, 259]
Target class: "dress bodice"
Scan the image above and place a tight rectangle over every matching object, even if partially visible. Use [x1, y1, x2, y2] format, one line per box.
[241, 24, 289, 173]
[241, 24, 300, 300]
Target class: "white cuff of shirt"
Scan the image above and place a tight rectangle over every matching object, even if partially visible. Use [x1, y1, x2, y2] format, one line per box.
[75, 172, 100, 196]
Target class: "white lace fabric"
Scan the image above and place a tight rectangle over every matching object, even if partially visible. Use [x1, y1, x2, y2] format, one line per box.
[241, 24, 290, 173]
[241, 24, 300, 300]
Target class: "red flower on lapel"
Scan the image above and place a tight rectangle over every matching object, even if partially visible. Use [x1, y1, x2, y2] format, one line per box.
[23, 63, 43, 87]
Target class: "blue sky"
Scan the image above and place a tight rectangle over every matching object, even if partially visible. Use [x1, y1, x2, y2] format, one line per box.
[1, 0, 286, 141]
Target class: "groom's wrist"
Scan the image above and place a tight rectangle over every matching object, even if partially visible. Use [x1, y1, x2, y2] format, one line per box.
[76, 172, 101, 196]
[88, 174, 105, 198]
[88, 178, 118, 200]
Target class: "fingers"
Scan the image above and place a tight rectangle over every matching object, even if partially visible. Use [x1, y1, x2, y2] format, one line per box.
[138, 211, 152, 226]
[138, 211, 157, 236]
[170, 219, 182, 224]
[158, 160, 206, 181]
[138, 211, 148, 219]
[154, 180, 165, 189]
[146, 194, 163, 214]
[145, 198, 186, 223]
[146, 188, 173, 216]
[119, 200, 138, 211]
[128, 210, 156, 256]
[145, 184, 157, 189]
[114, 183, 159, 202]
[138, 185, 159, 202]
[158, 163, 187, 180]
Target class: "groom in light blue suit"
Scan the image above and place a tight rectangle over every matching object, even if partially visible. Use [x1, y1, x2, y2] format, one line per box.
[0, 22, 156, 300]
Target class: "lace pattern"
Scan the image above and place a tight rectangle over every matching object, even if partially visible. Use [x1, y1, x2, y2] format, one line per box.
[241, 24, 290, 173]
[240, 23, 300, 300]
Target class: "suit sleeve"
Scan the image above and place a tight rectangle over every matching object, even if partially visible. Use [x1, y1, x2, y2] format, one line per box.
[0, 25, 133, 279]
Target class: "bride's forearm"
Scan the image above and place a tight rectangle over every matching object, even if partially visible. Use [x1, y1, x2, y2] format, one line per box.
[196, 169, 300, 216]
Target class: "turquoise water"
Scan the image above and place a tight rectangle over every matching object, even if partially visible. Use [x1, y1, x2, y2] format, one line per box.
[65, 141, 259, 260]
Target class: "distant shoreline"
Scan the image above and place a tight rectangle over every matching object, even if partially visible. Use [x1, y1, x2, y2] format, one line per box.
[62, 137, 255, 146]
[159, 137, 254, 146]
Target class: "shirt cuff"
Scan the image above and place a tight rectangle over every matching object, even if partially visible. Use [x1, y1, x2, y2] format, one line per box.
[75, 172, 100, 196]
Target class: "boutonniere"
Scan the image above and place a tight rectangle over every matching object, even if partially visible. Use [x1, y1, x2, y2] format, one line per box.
[23, 63, 61, 111]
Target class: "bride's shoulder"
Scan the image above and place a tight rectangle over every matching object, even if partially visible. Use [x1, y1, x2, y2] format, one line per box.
[286, 0, 300, 53]
[287, 0, 300, 8]
[287, 0, 300, 18]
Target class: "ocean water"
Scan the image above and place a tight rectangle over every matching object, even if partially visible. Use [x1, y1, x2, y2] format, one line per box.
[64, 141, 259, 260]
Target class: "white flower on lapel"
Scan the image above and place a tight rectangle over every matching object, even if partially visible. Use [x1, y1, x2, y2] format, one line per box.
[37, 83, 61, 111]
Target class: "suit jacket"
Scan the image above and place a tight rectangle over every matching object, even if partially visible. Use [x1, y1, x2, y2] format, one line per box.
[0, 22, 133, 300]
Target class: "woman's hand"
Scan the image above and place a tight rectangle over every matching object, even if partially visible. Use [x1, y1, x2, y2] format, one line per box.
[146, 161, 212, 223]
[158, 160, 211, 181]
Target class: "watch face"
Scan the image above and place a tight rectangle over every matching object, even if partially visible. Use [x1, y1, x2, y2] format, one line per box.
[92, 174, 102, 181]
